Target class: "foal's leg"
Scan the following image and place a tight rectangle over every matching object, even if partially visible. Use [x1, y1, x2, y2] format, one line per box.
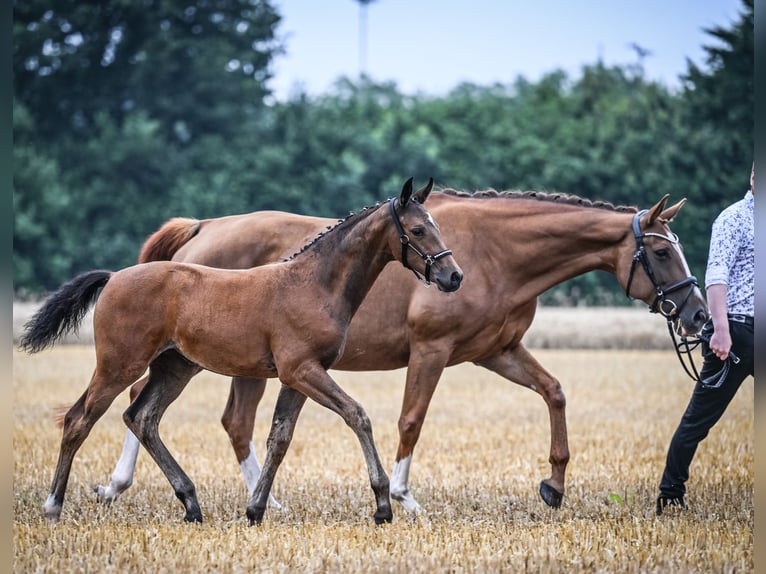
[390, 344, 450, 513]
[97, 374, 279, 507]
[122, 350, 203, 523]
[246, 384, 306, 524]
[94, 375, 150, 503]
[44, 367, 144, 523]
[249, 365, 392, 525]
[477, 343, 569, 508]
[220, 376, 281, 508]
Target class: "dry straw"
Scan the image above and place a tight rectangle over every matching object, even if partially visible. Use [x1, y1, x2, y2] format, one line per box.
[13, 311, 753, 572]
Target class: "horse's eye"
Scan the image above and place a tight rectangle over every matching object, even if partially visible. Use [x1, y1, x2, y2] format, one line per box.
[411, 227, 425, 238]
[655, 248, 670, 259]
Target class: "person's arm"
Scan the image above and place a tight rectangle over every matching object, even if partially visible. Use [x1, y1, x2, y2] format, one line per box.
[706, 283, 731, 360]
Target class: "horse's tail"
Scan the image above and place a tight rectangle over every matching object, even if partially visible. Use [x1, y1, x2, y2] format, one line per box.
[19, 270, 112, 353]
[138, 217, 201, 263]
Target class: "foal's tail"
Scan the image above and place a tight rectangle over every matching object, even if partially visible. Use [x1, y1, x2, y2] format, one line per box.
[138, 217, 201, 263]
[19, 270, 112, 353]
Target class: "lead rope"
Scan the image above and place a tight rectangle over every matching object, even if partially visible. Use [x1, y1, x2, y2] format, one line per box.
[667, 319, 704, 381]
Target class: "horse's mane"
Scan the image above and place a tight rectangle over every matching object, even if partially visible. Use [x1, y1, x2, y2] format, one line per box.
[284, 200, 387, 262]
[438, 188, 637, 213]
[284, 189, 634, 262]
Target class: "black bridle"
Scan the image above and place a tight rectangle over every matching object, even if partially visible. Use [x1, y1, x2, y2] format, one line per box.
[625, 210, 699, 317]
[389, 197, 453, 286]
[624, 209, 712, 381]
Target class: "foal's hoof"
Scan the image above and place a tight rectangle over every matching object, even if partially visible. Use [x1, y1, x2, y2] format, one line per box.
[43, 495, 63, 524]
[373, 510, 393, 525]
[539, 481, 564, 508]
[246, 506, 266, 526]
[183, 510, 203, 524]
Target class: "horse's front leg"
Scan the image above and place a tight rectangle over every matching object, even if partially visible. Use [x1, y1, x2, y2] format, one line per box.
[477, 343, 569, 508]
[246, 383, 306, 525]
[122, 350, 203, 523]
[390, 343, 450, 513]
[221, 376, 281, 509]
[276, 363, 392, 525]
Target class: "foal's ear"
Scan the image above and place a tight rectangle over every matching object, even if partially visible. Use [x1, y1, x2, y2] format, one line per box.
[412, 177, 434, 205]
[659, 198, 687, 223]
[399, 177, 415, 206]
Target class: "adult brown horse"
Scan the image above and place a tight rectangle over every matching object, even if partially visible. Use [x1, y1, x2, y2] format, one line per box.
[95, 188, 708, 515]
[21, 178, 463, 524]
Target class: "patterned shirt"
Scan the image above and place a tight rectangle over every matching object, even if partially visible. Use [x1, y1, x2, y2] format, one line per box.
[704, 190, 754, 316]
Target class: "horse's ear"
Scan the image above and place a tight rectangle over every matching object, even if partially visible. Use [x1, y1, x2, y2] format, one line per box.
[645, 194, 670, 224]
[659, 198, 687, 223]
[399, 177, 414, 207]
[413, 177, 434, 204]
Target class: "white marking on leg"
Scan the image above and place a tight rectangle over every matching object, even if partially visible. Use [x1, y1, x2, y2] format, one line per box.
[43, 493, 62, 523]
[240, 441, 283, 510]
[390, 455, 423, 513]
[94, 430, 140, 502]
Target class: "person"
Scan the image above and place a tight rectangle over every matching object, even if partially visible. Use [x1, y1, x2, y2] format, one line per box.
[656, 163, 755, 515]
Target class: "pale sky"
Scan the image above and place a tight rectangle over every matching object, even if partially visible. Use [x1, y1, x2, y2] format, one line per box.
[268, 0, 745, 100]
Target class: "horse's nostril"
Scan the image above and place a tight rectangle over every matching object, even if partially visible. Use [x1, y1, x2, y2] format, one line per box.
[451, 271, 463, 287]
[695, 309, 709, 325]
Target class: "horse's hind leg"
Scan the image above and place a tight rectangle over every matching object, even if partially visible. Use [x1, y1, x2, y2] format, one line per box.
[122, 349, 203, 523]
[94, 376, 150, 503]
[221, 376, 281, 508]
[477, 344, 569, 508]
[246, 383, 306, 525]
[44, 369, 138, 523]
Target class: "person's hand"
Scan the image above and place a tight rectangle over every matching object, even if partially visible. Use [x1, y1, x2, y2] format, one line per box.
[708, 328, 732, 361]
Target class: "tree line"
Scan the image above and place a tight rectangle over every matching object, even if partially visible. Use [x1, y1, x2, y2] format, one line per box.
[13, 0, 753, 305]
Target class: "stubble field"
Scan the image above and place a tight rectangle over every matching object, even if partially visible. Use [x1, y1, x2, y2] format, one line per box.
[12, 308, 753, 573]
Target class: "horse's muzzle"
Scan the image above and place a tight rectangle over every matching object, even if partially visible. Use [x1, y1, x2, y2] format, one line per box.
[674, 307, 709, 337]
[436, 269, 463, 292]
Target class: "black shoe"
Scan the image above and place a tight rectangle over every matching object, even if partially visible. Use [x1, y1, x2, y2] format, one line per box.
[656, 495, 685, 516]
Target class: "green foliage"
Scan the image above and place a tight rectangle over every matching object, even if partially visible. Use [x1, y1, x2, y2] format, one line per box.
[13, 101, 79, 294]
[13, 0, 280, 142]
[608, 489, 636, 506]
[673, 0, 754, 266]
[13, 0, 753, 299]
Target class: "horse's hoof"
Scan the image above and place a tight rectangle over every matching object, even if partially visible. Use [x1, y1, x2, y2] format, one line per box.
[183, 510, 203, 524]
[539, 481, 564, 508]
[42, 494, 63, 523]
[246, 506, 265, 526]
[93, 485, 115, 505]
[374, 511, 393, 525]
[391, 490, 423, 514]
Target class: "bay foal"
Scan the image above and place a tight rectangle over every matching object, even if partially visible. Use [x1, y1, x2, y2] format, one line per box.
[21, 178, 463, 524]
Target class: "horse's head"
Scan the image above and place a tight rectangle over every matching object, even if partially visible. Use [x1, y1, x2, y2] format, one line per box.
[389, 178, 463, 292]
[621, 195, 708, 335]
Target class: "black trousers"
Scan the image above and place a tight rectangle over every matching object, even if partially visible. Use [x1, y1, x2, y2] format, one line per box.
[658, 317, 754, 499]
